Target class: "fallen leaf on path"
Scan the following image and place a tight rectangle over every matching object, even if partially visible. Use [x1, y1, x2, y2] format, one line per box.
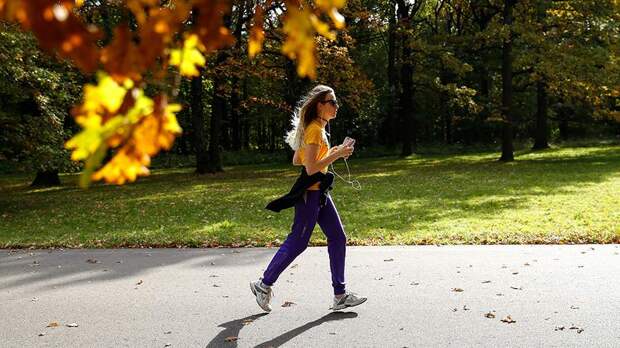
[47, 322, 60, 328]
[451, 288, 464, 292]
[496, 293, 504, 296]
[291, 264, 298, 268]
[86, 258, 100, 264]
[570, 305, 579, 310]
[501, 315, 516, 324]
[512, 272, 519, 275]
[484, 312, 495, 319]
[384, 258, 394, 262]
[164, 331, 172, 334]
[410, 282, 420, 286]
[481, 280, 491, 283]
[555, 326, 565, 331]
[282, 301, 295, 307]
[463, 305, 470, 311]
[38, 333, 45, 336]
[242, 319, 254, 325]
[31, 297, 39, 302]
[136, 280, 143, 285]
[212, 284, 220, 287]
[510, 286, 522, 290]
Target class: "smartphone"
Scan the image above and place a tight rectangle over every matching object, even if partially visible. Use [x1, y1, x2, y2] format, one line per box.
[343, 136, 356, 147]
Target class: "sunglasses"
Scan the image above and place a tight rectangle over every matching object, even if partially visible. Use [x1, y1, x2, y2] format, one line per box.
[320, 99, 339, 108]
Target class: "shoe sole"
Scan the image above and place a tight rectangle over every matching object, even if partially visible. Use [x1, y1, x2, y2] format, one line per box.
[250, 282, 272, 312]
[331, 297, 367, 311]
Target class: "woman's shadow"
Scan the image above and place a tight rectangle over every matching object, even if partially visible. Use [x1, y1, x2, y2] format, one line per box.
[205, 311, 358, 347]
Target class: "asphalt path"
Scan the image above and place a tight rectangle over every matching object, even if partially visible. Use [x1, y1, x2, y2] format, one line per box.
[1, 245, 619, 347]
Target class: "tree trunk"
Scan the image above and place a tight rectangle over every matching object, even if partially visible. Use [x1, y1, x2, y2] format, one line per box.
[558, 111, 569, 140]
[241, 77, 250, 149]
[30, 169, 61, 187]
[397, 2, 416, 157]
[230, 82, 241, 151]
[229, 0, 246, 151]
[499, 0, 515, 162]
[399, 60, 415, 156]
[384, 0, 398, 146]
[283, 59, 307, 112]
[444, 110, 453, 144]
[208, 67, 225, 173]
[532, 80, 549, 150]
[190, 72, 209, 174]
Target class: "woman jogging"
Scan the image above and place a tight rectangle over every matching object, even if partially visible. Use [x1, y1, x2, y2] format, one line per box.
[250, 85, 367, 312]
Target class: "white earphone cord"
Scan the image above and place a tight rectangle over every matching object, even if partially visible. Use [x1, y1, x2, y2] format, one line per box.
[326, 122, 362, 190]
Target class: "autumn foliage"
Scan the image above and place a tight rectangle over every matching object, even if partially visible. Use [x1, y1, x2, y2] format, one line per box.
[0, 0, 347, 187]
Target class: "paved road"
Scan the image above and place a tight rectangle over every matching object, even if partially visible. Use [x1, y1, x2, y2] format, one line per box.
[1, 245, 619, 347]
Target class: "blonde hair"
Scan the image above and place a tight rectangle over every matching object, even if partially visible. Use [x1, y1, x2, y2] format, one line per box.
[285, 85, 333, 150]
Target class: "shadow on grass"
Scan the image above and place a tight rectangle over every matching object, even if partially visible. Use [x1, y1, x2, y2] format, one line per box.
[1, 145, 620, 247]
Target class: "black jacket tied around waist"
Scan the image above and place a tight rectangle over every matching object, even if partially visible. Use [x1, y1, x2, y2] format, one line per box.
[265, 167, 334, 212]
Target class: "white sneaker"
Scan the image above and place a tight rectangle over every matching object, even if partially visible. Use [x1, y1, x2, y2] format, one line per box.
[250, 279, 273, 312]
[330, 291, 367, 311]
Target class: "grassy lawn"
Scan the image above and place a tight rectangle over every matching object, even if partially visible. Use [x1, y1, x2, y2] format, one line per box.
[1, 145, 620, 248]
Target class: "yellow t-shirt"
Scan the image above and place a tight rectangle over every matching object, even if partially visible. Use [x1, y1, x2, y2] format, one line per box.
[298, 120, 329, 190]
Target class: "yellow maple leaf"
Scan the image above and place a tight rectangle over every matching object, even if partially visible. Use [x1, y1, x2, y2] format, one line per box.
[282, 5, 316, 79]
[169, 34, 206, 77]
[315, 0, 346, 29]
[90, 95, 182, 186]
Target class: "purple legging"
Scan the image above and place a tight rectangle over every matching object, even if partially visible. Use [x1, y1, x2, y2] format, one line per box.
[262, 190, 347, 295]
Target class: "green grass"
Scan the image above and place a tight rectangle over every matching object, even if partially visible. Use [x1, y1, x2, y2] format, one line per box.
[1, 145, 620, 248]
